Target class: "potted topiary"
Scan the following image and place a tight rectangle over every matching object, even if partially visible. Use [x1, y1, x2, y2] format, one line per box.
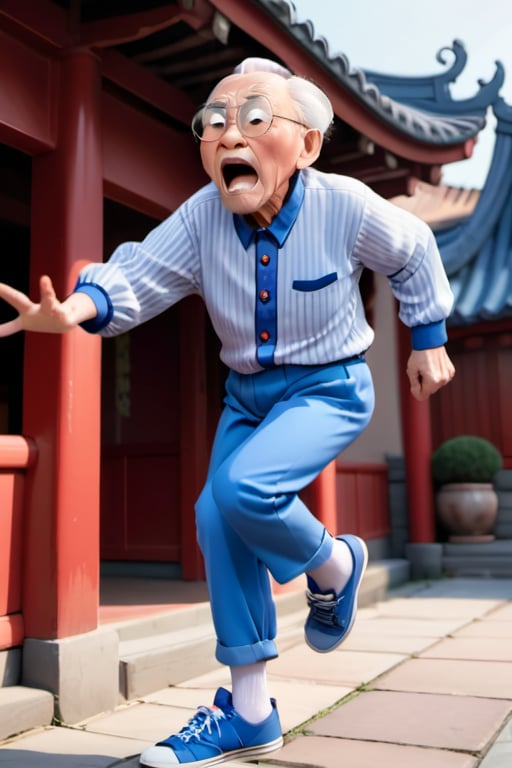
[431, 435, 503, 542]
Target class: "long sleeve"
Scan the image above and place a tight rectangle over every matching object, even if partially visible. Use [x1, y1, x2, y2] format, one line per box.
[75, 204, 201, 337]
[352, 182, 454, 348]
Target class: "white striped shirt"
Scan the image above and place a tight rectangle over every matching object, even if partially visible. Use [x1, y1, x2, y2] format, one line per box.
[77, 168, 453, 374]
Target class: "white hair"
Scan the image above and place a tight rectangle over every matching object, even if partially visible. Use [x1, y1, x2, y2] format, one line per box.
[232, 57, 334, 137]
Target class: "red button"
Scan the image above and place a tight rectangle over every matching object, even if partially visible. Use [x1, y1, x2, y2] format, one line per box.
[259, 330, 270, 342]
[260, 254, 270, 265]
[259, 290, 270, 302]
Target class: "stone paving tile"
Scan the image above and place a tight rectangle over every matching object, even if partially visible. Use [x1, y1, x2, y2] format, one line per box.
[479, 717, 512, 767]
[144, 686, 219, 708]
[421, 637, 512, 662]
[259, 679, 353, 732]
[413, 579, 512, 601]
[353, 616, 471, 637]
[375, 597, 503, 620]
[341, 629, 436, 654]
[350, 605, 382, 619]
[454, 621, 512, 638]
[82, 701, 193, 743]
[486, 603, 512, 621]
[308, 690, 512, 751]
[374, 658, 512, 699]
[261, 734, 477, 768]
[147, 680, 352, 734]
[266, 646, 406, 687]
[171, 666, 230, 689]
[0, 727, 146, 767]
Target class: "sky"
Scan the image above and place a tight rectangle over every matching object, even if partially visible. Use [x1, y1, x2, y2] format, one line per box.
[291, 0, 512, 188]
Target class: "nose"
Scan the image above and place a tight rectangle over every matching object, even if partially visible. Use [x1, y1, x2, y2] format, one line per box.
[220, 113, 247, 147]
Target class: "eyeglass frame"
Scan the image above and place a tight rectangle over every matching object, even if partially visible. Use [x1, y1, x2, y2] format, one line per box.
[191, 94, 309, 142]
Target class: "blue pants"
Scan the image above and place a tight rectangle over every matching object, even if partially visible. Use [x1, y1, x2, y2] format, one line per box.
[195, 359, 374, 667]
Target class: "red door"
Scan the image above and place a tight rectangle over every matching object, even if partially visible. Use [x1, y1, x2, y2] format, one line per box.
[100, 308, 182, 561]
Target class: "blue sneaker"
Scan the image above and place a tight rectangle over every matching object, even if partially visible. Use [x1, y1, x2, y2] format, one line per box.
[139, 687, 283, 767]
[304, 534, 368, 653]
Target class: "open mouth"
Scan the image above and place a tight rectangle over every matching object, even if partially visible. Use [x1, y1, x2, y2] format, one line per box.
[222, 162, 258, 192]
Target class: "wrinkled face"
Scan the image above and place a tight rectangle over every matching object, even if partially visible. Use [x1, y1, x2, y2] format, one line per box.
[198, 72, 309, 221]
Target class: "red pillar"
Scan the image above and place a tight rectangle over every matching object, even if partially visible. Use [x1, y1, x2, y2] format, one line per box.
[22, 49, 103, 638]
[396, 319, 435, 543]
[309, 460, 338, 534]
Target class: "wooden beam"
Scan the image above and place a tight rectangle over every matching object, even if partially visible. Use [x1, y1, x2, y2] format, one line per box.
[100, 49, 197, 124]
[133, 26, 216, 65]
[0, 30, 55, 154]
[102, 91, 207, 218]
[0, 0, 69, 49]
[80, 1, 214, 48]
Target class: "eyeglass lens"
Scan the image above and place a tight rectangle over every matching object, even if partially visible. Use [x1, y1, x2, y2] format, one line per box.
[192, 95, 274, 141]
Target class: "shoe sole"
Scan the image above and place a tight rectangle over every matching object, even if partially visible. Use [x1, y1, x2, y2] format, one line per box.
[139, 735, 284, 768]
[305, 535, 368, 653]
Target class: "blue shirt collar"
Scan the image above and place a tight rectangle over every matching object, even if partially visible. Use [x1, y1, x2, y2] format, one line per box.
[233, 171, 305, 249]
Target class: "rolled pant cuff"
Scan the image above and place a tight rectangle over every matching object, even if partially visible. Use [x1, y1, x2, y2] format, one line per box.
[216, 638, 278, 666]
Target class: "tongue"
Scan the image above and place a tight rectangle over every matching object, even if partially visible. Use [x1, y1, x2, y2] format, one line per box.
[228, 172, 257, 192]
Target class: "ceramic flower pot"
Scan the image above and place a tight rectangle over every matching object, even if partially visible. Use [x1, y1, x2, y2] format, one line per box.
[436, 482, 498, 542]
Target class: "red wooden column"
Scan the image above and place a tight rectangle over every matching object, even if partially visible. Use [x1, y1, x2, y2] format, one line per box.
[396, 319, 435, 543]
[22, 49, 103, 638]
[308, 461, 338, 534]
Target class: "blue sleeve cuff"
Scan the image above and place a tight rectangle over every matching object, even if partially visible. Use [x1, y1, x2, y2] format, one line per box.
[411, 319, 448, 350]
[74, 281, 114, 334]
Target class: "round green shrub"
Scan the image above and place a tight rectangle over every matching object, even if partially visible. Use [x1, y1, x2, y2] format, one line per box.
[431, 435, 503, 486]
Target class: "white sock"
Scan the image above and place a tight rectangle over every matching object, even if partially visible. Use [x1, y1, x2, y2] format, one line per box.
[231, 662, 273, 724]
[307, 537, 353, 594]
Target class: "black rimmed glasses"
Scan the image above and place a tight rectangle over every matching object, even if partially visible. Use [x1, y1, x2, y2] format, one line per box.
[191, 94, 308, 142]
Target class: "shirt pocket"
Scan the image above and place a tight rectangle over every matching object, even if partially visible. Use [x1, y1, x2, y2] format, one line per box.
[292, 272, 338, 292]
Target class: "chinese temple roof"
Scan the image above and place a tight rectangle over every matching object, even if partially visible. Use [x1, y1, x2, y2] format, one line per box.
[261, 2, 500, 146]
[434, 98, 512, 326]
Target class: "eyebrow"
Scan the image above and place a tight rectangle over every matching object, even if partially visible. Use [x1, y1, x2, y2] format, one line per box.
[206, 100, 228, 109]
[206, 93, 269, 108]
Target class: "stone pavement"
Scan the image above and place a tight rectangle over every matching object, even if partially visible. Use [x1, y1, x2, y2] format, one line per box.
[1, 577, 511, 768]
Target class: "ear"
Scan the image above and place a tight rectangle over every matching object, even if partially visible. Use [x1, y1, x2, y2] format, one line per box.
[296, 129, 323, 169]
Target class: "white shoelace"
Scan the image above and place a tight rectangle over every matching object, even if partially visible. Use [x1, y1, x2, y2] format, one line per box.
[178, 706, 226, 743]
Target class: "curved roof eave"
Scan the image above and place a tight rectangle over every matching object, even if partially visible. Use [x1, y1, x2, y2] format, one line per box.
[251, 0, 488, 147]
[435, 99, 512, 325]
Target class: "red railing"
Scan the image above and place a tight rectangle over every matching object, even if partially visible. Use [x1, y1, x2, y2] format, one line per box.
[0, 436, 37, 650]
[335, 462, 390, 539]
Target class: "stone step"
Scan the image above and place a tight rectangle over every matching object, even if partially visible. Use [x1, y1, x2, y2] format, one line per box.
[0, 686, 54, 741]
[117, 559, 410, 701]
[443, 539, 512, 577]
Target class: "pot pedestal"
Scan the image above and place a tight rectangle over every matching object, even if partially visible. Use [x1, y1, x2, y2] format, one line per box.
[447, 533, 495, 543]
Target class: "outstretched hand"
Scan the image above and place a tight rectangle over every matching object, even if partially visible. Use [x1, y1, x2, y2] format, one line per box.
[406, 346, 455, 402]
[0, 275, 97, 337]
